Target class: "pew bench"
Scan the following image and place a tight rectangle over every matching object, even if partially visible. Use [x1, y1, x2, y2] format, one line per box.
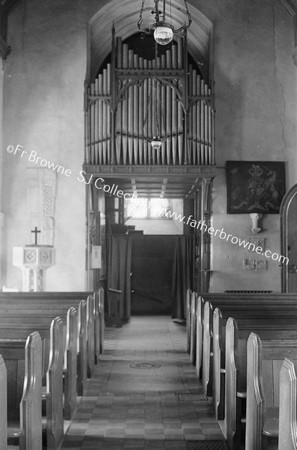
[188, 292, 297, 364]
[42, 317, 64, 450]
[0, 332, 43, 450]
[0, 308, 80, 421]
[0, 320, 63, 450]
[1, 316, 69, 450]
[224, 318, 297, 450]
[278, 358, 297, 450]
[0, 290, 105, 441]
[0, 296, 95, 394]
[245, 333, 297, 450]
[211, 306, 297, 422]
[193, 297, 297, 412]
[186, 293, 297, 449]
[0, 290, 104, 371]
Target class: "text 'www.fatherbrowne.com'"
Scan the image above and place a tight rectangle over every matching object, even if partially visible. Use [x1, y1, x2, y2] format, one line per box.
[163, 209, 289, 265]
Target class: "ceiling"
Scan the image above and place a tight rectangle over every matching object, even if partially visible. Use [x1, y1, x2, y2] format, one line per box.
[87, 0, 213, 83]
[84, 1, 215, 199]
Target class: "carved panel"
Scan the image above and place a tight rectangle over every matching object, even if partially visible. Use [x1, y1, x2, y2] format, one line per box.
[26, 168, 56, 245]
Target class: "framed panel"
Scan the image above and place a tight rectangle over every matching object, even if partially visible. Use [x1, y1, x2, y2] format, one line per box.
[226, 161, 285, 214]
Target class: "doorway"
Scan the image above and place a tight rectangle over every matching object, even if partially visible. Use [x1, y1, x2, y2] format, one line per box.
[131, 235, 175, 315]
[280, 184, 297, 291]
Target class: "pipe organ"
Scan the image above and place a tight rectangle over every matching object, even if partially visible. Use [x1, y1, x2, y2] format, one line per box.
[85, 30, 214, 167]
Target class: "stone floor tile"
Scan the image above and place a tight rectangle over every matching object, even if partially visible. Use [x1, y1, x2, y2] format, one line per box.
[61, 316, 228, 450]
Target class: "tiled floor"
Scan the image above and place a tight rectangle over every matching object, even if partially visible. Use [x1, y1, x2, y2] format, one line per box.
[61, 316, 228, 450]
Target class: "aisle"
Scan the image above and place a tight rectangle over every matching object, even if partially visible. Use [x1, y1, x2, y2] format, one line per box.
[61, 316, 228, 449]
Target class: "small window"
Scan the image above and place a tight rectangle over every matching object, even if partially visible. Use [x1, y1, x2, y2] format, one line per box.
[125, 198, 172, 220]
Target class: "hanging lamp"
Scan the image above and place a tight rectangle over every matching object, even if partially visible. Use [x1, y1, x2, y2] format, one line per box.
[137, 0, 192, 46]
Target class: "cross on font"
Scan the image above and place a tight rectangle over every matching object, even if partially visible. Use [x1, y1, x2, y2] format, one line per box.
[31, 226, 41, 246]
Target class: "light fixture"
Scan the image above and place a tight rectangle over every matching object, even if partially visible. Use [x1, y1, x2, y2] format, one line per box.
[151, 137, 162, 151]
[154, 26, 174, 46]
[151, 77, 163, 150]
[137, 0, 192, 46]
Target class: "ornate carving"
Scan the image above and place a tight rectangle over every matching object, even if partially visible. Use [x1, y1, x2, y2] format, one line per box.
[26, 168, 56, 246]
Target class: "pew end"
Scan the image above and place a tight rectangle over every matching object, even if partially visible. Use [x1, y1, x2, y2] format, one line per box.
[5, 332, 43, 450]
[43, 317, 64, 450]
[213, 307, 225, 420]
[246, 334, 297, 450]
[190, 291, 197, 365]
[195, 295, 204, 379]
[278, 358, 297, 450]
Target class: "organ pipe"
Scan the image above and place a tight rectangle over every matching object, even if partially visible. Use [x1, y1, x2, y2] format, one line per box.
[86, 36, 214, 166]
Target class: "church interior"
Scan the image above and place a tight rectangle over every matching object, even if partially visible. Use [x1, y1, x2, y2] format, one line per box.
[1, 0, 297, 448]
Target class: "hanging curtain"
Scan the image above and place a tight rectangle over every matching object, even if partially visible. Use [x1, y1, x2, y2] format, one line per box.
[171, 236, 194, 320]
[107, 235, 132, 322]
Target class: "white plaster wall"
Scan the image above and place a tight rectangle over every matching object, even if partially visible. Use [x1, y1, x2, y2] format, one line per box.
[196, 0, 297, 291]
[2, 1, 93, 290]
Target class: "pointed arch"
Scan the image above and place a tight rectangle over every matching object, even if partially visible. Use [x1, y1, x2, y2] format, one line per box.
[86, 0, 213, 83]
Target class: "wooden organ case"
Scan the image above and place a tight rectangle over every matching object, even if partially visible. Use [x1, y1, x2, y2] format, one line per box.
[84, 29, 215, 169]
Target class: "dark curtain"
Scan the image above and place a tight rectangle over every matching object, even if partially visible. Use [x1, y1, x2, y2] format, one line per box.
[171, 236, 194, 320]
[107, 235, 132, 322]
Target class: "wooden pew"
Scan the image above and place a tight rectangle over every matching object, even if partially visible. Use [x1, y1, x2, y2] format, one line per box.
[202, 301, 213, 397]
[245, 333, 297, 450]
[77, 300, 88, 396]
[190, 291, 196, 365]
[0, 297, 94, 397]
[278, 358, 297, 450]
[0, 318, 64, 450]
[0, 291, 102, 374]
[188, 292, 297, 360]
[5, 332, 43, 450]
[98, 287, 105, 355]
[188, 294, 297, 449]
[94, 288, 104, 362]
[3, 316, 68, 449]
[86, 295, 95, 378]
[186, 289, 191, 354]
[43, 317, 64, 450]
[224, 317, 246, 450]
[212, 307, 225, 420]
[195, 295, 204, 379]
[0, 291, 104, 430]
[224, 319, 297, 450]
[0, 309, 80, 420]
[195, 296, 297, 414]
[196, 292, 297, 310]
[64, 307, 78, 420]
[0, 291, 92, 303]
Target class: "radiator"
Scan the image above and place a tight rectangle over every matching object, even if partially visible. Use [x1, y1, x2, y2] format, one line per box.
[224, 290, 273, 294]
